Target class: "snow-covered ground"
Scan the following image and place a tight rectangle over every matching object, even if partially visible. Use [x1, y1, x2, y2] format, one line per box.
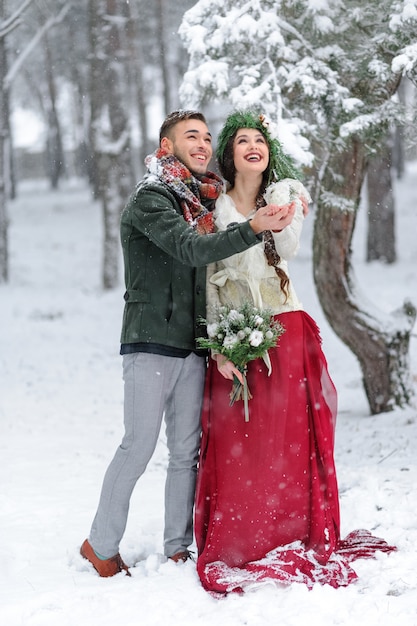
[1, 165, 416, 625]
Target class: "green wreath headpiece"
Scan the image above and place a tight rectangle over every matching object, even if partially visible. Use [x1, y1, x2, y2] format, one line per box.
[216, 109, 300, 184]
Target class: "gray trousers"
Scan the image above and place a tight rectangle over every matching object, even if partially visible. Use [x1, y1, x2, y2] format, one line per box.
[89, 351, 205, 558]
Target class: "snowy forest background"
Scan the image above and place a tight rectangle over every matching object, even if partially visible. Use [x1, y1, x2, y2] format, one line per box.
[1, 0, 417, 416]
[1, 2, 417, 624]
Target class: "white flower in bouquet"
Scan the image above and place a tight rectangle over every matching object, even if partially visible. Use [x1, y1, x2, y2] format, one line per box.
[228, 309, 245, 324]
[197, 302, 285, 421]
[223, 334, 239, 349]
[249, 330, 264, 347]
[207, 323, 219, 338]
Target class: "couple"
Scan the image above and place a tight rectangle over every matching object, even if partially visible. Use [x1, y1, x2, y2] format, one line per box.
[80, 109, 394, 593]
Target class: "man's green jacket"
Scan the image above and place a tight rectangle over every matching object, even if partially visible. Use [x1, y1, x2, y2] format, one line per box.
[120, 175, 260, 352]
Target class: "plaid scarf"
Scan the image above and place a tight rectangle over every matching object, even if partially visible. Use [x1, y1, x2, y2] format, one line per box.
[145, 147, 223, 234]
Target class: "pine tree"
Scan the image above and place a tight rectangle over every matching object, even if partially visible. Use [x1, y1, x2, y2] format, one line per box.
[179, 0, 417, 414]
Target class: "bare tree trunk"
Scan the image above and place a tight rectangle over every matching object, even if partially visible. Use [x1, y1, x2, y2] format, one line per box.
[0, 0, 9, 283]
[7, 110, 15, 200]
[366, 133, 396, 263]
[393, 79, 406, 178]
[155, 0, 171, 115]
[43, 32, 65, 189]
[0, 0, 66, 281]
[313, 138, 416, 414]
[126, 0, 150, 177]
[89, 0, 133, 290]
[68, 60, 91, 180]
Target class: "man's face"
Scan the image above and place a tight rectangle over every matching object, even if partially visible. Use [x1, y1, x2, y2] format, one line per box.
[161, 119, 213, 175]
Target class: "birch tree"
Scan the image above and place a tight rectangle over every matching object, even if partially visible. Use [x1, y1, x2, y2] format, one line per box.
[126, 0, 151, 174]
[89, 0, 134, 289]
[179, 0, 417, 414]
[0, 0, 9, 282]
[0, 0, 34, 283]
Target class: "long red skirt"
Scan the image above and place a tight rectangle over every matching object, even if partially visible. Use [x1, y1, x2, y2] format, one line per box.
[195, 311, 395, 594]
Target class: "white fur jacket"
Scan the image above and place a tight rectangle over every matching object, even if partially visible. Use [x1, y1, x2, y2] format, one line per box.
[206, 178, 311, 322]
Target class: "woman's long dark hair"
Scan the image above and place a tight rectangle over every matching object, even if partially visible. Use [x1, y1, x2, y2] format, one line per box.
[218, 131, 290, 300]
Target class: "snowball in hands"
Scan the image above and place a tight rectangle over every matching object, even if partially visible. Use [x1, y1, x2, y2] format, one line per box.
[264, 178, 311, 212]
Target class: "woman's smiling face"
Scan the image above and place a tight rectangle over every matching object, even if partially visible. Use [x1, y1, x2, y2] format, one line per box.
[232, 128, 269, 177]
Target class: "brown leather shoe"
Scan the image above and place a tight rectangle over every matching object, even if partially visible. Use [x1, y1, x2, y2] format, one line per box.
[80, 539, 131, 577]
[168, 550, 194, 563]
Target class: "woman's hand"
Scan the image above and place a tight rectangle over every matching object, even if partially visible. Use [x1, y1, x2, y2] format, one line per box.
[214, 354, 244, 383]
[264, 201, 296, 232]
[300, 196, 309, 216]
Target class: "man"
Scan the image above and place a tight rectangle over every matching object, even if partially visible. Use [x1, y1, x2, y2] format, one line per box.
[80, 110, 292, 577]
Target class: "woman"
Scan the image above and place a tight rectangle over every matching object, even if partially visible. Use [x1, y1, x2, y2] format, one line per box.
[195, 110, 395, 594]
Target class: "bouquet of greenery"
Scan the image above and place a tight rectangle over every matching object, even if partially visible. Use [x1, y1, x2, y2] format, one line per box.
[197, 302, 285, 421]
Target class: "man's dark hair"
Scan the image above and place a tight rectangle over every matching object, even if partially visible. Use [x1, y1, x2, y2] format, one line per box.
[159, 110, 207, 143]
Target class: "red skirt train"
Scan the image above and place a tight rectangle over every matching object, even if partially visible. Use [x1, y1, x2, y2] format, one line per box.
[195, 311, 395, 594]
